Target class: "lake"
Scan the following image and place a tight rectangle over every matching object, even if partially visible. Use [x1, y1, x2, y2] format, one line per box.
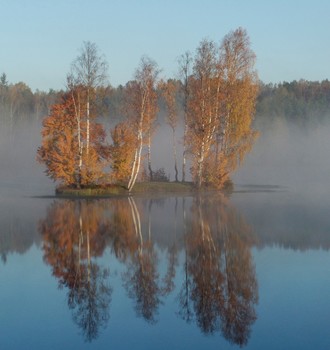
[1, 119, 330, 349]
[1, 185, 330, 350]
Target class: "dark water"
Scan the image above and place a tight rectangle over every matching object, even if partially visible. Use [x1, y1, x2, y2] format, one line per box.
[1, 187, 330, 349]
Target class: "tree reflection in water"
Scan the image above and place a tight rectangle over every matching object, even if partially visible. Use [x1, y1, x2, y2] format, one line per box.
[179, 195, 258, 346]
[39, 200, 112, 342]
[38, 195, 258, 346]
[117, 197, 162, 323]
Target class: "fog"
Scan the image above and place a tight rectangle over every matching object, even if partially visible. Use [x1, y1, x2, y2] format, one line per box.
[1, 114, 330, 260]
[1, 114, 330, 196]
[151, 116, 330, 195]
[232, 118, 330, 194]
[0, 119, 53, 197]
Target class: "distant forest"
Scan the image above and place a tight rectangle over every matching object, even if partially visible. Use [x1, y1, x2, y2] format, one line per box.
[256, 80, 330, 125]
[1, 73, 330, 126]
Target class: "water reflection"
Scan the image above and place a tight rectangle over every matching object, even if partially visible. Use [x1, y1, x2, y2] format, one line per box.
[108, 197, 178, 323]
[180, 196, 258, 345]
[0, 199, 42, 263]
[122, 197, 162, 323]
[39, 201, 112, 342]
[37, 195, 257, 345]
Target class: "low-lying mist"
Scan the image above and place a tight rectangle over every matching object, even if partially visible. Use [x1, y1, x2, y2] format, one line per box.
[232, 117, 330, 194]
[0, 120, 53, 197]
[1, 114, 330, 197]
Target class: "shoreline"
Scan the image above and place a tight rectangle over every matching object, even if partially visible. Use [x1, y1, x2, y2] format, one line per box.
[55, 181, 233, 198]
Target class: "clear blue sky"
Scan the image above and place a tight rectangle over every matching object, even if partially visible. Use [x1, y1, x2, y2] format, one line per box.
[1, 0, 329, 91]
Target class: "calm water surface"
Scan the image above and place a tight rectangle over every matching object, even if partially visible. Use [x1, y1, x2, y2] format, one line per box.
[1, 186, 330, 350]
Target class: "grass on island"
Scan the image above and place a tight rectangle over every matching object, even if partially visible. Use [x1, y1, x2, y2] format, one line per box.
[55, 180, 233, 197]
[55, 181, 196, 197]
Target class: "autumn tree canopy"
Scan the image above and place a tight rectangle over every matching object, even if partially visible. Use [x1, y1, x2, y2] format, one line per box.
[37, 91, 107, 187]
[37, 42, 109, 188]
[186, 28, 258, 188]
[110, 56, 159, 190]
[37, 30, 258, 191]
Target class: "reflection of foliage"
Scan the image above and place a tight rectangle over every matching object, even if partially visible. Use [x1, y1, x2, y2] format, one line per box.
[110, 197, 178, 323]
[39, 200, 112, 342]
[121, 198, 161, 323]
[161, 243, 178, 295]
[68, 264, 111, 342]
[179, 195, 258, 346]
[38, 195, 257, 346]
[124, 246, 160, 323]
[220, 211, 258, 346]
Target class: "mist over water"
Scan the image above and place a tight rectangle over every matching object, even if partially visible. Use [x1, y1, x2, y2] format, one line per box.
[1, 114, 330, 196]
[233, 118, 330, 194]
[150, 121, 185, 180]
[1, 111, 330, 198]
[0, 119, 53, 197]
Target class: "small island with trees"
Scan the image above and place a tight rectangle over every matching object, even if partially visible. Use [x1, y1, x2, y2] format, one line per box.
[36, 28, 259, 196]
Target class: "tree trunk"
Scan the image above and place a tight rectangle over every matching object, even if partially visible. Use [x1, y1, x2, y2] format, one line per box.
[127, 148, 138, 190]
[148, 130, 153, 181]
[197, 141, 205, 188]
[128, 128, 143, 191]
[172, 127, 178, 182]
[86, 89, 90, 156]
[128, 90, 147, 191]
[182, 118, 187, 182]
[197, 160, 203, 188]
[72, 91, 83, 188]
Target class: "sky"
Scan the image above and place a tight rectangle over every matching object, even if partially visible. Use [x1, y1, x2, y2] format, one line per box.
[1, 0, 330, 92]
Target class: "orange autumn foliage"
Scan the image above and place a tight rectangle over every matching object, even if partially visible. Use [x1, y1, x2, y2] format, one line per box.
[109, 120, 138, 183]
[37, 92, 107, 187]
[187, 28, 258, 189]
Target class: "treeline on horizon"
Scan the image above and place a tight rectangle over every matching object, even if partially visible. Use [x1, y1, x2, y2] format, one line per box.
[1, 74, 330, 126]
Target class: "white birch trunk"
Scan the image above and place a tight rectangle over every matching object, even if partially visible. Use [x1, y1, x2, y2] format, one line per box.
[86, 98, 90, 157]
[128, 148, 139, 190]
[72, 91, 83, 187]
[172, 127, 178, 182]
[128, 131, 143, 191]
[147, 130, 152, 181]
[127, 90, 147, 192]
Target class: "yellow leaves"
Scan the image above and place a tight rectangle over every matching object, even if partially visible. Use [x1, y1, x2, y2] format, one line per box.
[37, 91, 107, 187]
[187, 28, 258, 188]
[37, 94, 78, 185]
[110, 121, 137, 183]
[37, 30, 258, 190]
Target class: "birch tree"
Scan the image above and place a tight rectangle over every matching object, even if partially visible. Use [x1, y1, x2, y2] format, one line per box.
[37, 92, 107, 187]
[187, 39, 222, 187]
[71, 41, 108, 157]
[213, 28, 259, 188]
[178, 52, 192, 182]
[125, 56, 159, 191]
[109, 119, 137, 183]
[159, 79, 179, 182]
[67, 42, 108, 187]
[186, 28, 258, 188]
